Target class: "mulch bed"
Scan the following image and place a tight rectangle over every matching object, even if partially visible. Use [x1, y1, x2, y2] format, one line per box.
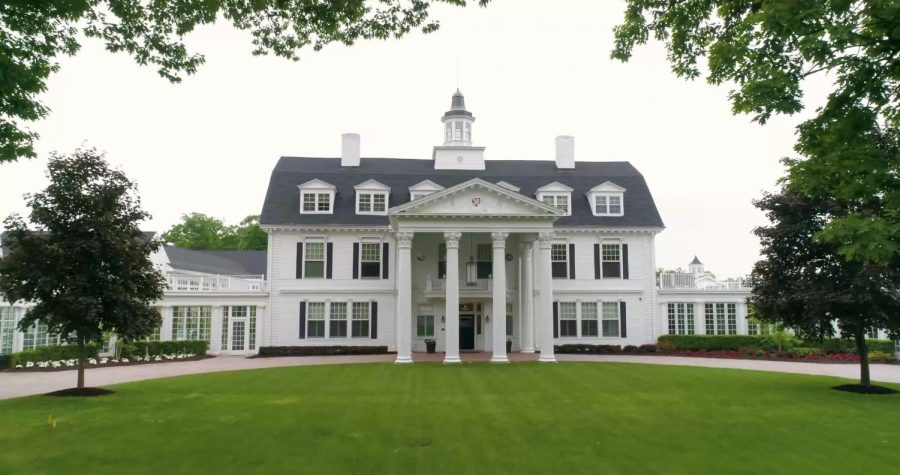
[4, 355, 212, 373]
[832, 384, 898, 395]
[658, 351, 898, 365]
[45, 387, 115, 397]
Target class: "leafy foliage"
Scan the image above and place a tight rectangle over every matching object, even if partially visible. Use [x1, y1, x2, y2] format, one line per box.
[119, 340, 208, 359]
[613, 1, 900, 266]
[162, 213, 267, 250]
[0, 148, 166, 387]
[0, 0, 490, 163]
[7, 343, 101, 368]
[748, 180, 900, 385]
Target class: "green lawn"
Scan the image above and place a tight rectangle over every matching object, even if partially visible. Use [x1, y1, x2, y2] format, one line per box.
[1, 363, 898, 474]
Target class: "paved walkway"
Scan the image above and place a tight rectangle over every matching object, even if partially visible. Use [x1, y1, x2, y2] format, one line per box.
[1, 353, 897, 400]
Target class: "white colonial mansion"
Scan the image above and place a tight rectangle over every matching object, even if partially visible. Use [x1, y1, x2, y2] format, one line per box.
[3, 90, 808, 362]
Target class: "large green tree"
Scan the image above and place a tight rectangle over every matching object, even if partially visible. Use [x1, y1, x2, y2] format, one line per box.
[748, 166, 900, 388]
[0, 0, 489, 163]
[612, 0, 900, 267]
[162, 213, 266, 250]
[0, 148, 166, 390]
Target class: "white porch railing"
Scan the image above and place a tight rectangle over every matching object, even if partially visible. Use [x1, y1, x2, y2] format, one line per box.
[658, 272, 748, 291]
[167, 274, 266, 292]
[424, 275, 517, 292]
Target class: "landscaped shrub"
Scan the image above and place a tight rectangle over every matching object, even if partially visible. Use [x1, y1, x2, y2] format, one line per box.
[657, 335, 765, 351]
[623, 345, 638, 353]
[788, 347, 824, 358]
[8, 344, 100, 367]
[869, 351, 895, 363]
[119, 340, 209, 359]
[816, 338, 895, 355]
[554, 344, 622, 354]
[257, 346, 389, 357]
[637, 344, 658, 353]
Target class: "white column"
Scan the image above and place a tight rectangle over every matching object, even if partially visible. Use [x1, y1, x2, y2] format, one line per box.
[160, 306, 174, 341]
[395, 231, 414, 363]
[211, 305, 224, 352]
[444, 232, 461, 363]
[520, 241, 535, 352]
[13, 307, 25, 353]
[491, 232, 509, 362]
[538, 232, 556, 362]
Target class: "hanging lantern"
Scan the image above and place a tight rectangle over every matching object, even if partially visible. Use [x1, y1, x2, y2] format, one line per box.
[466, 256, 478, 286]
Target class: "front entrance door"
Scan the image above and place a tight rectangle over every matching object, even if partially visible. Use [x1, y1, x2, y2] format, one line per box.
[230, 319, 247, 351]
[459, 314, 476, 351]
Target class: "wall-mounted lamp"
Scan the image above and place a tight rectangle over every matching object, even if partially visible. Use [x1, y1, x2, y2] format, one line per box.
[441, 315, 446, 323]
[485, 314, 490, 323]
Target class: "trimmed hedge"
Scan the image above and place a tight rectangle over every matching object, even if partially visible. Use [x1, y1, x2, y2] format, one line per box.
[257, 346, 389, 357]
[119, 340, 208, 359]
[555, 344, 659, 354]
[7, 344, 100, 368]
[658, 335, 896, 354]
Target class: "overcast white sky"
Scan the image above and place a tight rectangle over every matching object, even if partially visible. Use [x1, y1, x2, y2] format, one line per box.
[0, 0, 830, 274]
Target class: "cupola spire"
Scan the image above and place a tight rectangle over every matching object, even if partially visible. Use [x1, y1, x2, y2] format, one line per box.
[442, 89, 474, 146]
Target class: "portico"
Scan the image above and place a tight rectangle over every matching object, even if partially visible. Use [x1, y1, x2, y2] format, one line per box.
[389, 178, 563, 363]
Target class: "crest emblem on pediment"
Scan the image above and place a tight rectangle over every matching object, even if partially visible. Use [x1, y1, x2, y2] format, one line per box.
[472, 197, 481, 207]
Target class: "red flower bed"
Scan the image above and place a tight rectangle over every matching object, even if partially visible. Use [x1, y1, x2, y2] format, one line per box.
[668, 349, 864, 364]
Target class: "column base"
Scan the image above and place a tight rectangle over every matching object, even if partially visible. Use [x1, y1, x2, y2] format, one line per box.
[491, 355, 510, 363]
[395, 356, 414, 364]
[538, 354, 557, 363]
[520, 348, 535, 353]
[443, 355, 462, 364]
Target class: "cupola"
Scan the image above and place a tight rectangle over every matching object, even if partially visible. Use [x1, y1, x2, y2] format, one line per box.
[433, 89, 485, 170]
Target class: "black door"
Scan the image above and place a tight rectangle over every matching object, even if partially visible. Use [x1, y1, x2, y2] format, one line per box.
[459, 314, 475, 350]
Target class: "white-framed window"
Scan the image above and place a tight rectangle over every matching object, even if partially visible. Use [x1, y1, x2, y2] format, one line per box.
[301, 192, 332, 213]
[476, 243, 492, 279]
[558, 302, 577, 337]
[329, 302, 348, 338]
[464, 122, 471, 142]
[352, 302, 371, 338]
[304, 241, 326, 278]
[667, 303, 695, 335]
[748, 320, 759, 335]
[172, 306, 212, 341]
[594, 194, 624, 216]
[867, 327, 881, 339]
[445, 122, 452, 142]
[601, 244, 622, 278]
[357, 192, 388, 214]
[454, 121, 463, 141]
[22, 320, 61, 350]
[704, 303, 737, 335]
[417, 305, 435, 338]
[409, 180, 444, 200]
[540, 193, 570, 214]
[0, 307, 16, 355]
[581, 302, 598, 337]
[360, 242, 382, 279]
[551, 244, 569, 278]
[307, 302, 326, 338]
[601, 302, 620, 337]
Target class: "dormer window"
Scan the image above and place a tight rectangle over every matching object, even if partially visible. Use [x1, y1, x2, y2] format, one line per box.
[298, 179, 336, 215]
[587, 181, 626, 217]
[536, 182, 574, 216]
[409, 179, 444, 200]
[354, 179, 391, 215]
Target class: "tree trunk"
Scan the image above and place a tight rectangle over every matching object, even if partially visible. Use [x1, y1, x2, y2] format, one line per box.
[854, 324, 870, 387]
[76, 337, 85, 389]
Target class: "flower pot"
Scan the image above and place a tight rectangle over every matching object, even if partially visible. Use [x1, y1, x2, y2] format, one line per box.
[425, 340, 437, 354]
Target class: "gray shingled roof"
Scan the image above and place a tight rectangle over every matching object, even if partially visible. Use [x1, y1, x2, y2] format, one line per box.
[260, 157, 664, 228]
[164, 246, 267, 277]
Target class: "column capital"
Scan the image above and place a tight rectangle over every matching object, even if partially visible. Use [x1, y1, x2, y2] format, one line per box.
[444, 232, 462, 248]
[491, 232, 508, 248]
[395, 231, 414, 248]
[538, 231, 556, 248]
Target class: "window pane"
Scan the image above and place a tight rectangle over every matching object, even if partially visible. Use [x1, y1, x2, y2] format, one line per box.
[609, 196, 622, 214]
[601, 244, 621, 278]
[361, 243, 380, 261]
[330, 302, 347, 338]
[601, 302, 620, 337]
[317, 193, 330, 211]
[595, 195, 608, 214]
[305, 261, 324, 278]
[305, 242, 324, 260]
[302, 193, 316, 212]
[373, 194, 386, 212]
[559, 302, 576, 337]
[358, 194, 371, 212]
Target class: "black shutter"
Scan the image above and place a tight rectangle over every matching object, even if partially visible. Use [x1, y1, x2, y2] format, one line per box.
[296, 242, 304, 279]
[620, 301, 627, 338]
[382, 242, 389, 279]
[298, 301, 307, 339]
[352, 243, 359, 279]
[371, 302, 378, 339]
[326, 243, 333, 279]
[594, 244, 601, 279]
[622, 244, 629, 280]
[553, 302, 559, 339]
[568, 243, 576, 279]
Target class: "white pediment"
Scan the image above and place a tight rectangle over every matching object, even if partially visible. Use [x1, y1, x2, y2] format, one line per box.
[354, 179, 390, 191]
[297, 178, 336, 191]
[589, 181, 626, 193]
[390, 178, 564, 218]
[409, 179, 444, 192]
[536, 181, 574, 193]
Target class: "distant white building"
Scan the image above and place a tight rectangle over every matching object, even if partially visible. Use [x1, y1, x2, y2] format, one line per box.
[11, 90, 879, 361]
